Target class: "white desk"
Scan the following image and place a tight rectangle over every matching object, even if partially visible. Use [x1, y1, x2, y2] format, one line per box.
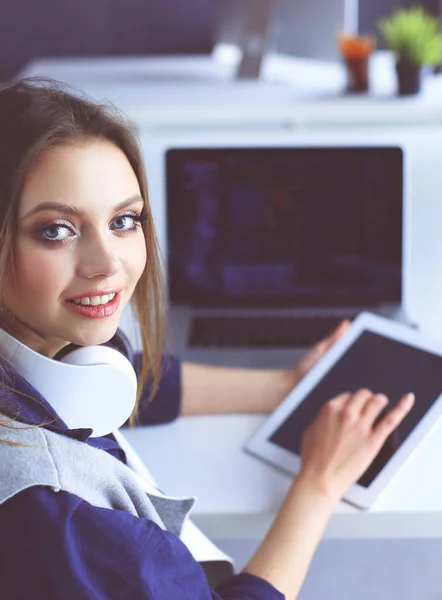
[18, 51, 442, 129]
[123, 413, 442, 542]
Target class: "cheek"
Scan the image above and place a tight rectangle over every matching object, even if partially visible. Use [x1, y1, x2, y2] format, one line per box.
[10, 247, 67, 302]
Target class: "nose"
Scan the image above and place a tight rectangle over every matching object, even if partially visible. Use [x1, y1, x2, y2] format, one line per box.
[77, 234, 121, 280]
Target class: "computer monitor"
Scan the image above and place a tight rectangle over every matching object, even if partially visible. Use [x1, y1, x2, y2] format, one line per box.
[166, 146, 403, 307]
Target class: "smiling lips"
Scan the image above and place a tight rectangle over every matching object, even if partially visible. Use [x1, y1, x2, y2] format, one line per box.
[65, 291, 121, 319]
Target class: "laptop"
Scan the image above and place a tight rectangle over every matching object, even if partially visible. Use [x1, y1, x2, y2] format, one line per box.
[165, 146, 405, 368]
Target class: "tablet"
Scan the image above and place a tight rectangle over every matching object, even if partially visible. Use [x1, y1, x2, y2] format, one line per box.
[245, 312, 442, 509]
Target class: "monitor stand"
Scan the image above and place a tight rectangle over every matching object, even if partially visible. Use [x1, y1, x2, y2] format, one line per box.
[236, 0, 276, 79]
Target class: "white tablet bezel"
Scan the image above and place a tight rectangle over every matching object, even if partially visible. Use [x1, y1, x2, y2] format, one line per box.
[245, 311, 442, 509]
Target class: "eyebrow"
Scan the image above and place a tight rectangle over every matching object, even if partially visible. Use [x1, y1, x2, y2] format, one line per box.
[22, 194, 144, 220]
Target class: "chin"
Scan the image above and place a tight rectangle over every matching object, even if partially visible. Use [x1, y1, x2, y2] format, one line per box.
[67, 321, 120, 348]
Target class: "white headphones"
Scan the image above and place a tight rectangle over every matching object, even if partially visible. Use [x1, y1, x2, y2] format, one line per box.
[0, 328, 138, 437]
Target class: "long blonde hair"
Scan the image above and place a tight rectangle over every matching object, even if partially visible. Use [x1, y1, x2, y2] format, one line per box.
[0, 78, 166, 432]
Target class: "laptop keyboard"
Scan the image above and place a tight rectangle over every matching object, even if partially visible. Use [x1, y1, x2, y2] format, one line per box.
[188, 315, 348, 348]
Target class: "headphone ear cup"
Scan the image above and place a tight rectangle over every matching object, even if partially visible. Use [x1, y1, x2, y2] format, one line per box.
[57, 345, 138, 436]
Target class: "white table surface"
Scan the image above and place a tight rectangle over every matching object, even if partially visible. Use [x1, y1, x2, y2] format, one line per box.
[18, 51, 442, 128]
[122, 412, 442, 541]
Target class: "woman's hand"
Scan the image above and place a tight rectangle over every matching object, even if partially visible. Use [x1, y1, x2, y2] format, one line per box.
[298, 389, 415, 502]
[244, 387, 414, 599]
[285, 320, 351, 391]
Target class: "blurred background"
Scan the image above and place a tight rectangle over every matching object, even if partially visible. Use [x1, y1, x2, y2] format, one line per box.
[0, 0, 439, 81]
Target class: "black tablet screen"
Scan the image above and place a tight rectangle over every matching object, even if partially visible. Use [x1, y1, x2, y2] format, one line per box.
[269, 331, 442, 487]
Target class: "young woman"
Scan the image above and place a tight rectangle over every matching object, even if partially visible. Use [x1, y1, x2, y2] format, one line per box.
[0, 79, 414, 600]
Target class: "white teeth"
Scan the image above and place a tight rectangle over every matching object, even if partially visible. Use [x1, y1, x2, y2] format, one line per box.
[71, 292, 116, 306]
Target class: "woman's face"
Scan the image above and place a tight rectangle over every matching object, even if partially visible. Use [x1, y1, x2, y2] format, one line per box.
[1, 139, 147, 357]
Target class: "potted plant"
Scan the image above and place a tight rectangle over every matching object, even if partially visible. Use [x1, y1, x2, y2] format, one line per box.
[337, 33, 376, 93]
[378, 6, 442, 96]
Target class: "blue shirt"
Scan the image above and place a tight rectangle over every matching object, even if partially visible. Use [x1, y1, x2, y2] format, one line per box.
[0, 353, 284, 600]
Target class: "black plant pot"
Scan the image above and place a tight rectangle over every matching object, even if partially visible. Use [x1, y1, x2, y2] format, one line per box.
[395, 61, 425, 96]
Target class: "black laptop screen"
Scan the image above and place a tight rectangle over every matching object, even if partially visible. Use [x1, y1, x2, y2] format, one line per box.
[166, 147, 403, 307]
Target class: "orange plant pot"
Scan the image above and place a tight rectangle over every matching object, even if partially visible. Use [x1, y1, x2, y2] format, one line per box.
[337, 33, 376, 93]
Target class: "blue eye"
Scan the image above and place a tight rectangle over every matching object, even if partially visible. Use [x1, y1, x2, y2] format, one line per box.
[111, 212, 148, 232]
[112, 215, 136, 231]
[40, 224, 74, 241]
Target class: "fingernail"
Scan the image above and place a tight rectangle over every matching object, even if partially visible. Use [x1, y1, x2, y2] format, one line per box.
[405, 393, 415, 404]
